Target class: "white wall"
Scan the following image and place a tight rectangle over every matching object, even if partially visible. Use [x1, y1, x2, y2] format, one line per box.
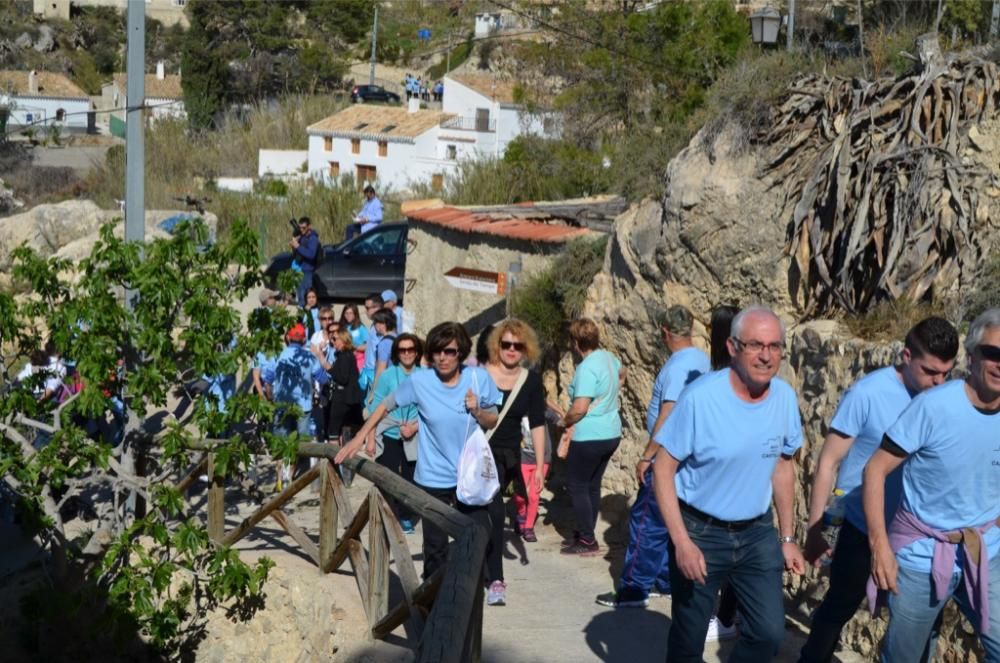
[147, 97, 186, 123]
[308, 133, 440, 193]
[216, 177, 254, 193]
[8, 97, 90, 131]
[259, 149, 309, 178]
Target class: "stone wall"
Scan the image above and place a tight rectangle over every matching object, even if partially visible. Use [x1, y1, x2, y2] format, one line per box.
[403, 220, 566, 337]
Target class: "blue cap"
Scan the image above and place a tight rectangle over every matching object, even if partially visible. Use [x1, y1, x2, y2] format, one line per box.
[381, 289, 398, 302]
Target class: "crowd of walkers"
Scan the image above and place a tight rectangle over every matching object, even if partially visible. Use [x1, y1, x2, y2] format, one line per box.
[242, 289, 1000, 659]
[13, 279, 998, 661]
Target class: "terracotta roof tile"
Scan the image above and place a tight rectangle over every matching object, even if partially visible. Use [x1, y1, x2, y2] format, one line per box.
[0, 70, 87, 99]
[406, 205, 595, 244]
[446, 73, 520, 105]
[307, 105, 454, 142]
[112, 73, 183, 100]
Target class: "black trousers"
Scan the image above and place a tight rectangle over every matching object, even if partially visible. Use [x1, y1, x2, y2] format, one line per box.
[567, 437, 621, 542]
[416, 484, 491, 581]
[377, 435, 416, 521]
[485, 446, 522, 583]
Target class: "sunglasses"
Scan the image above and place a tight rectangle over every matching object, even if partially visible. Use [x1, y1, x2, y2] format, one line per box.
[500, 341, 525, 352]
[432, 347, 459, 357]
[320, 316, 334, 321]
[398, 346, 417, 354]
[979, 344, 1000, 362]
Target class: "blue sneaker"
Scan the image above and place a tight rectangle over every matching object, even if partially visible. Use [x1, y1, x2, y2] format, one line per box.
[400, 518, 415, 534]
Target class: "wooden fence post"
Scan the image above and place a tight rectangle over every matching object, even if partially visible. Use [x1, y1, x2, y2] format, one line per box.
[367, 488, 389, 635]
[206, 451, 225, 542]
[319, 458, 339, 572]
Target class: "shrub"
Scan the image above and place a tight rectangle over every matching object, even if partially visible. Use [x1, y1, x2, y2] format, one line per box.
[258, 179, 288, 197]
[960, 255, 1000, 324]
[511, 236, 608, 350]
[842, 298, 947, 342]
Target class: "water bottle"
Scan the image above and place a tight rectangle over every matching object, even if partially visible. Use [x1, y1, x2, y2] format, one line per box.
[820, 489, 846, 566]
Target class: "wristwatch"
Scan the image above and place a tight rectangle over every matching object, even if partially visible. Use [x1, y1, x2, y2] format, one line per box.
[638, 457, 655, 464]
[779, 535, 796, 544]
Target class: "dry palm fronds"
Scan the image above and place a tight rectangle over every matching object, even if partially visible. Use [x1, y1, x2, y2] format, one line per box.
[764, 35, 997, 315]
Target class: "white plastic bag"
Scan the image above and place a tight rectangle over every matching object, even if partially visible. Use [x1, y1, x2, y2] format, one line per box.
[456, 426, 499, 506]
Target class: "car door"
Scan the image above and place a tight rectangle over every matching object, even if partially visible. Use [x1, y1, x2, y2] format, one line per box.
[330, 225, 407, 300]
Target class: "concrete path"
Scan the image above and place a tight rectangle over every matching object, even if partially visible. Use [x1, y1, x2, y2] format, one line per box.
[222, 468, 866, 663]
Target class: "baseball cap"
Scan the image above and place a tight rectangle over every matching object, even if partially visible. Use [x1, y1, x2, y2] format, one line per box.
[660, 305, 694, 336]
[259, 288, 279, 305]
[381, 289, 398, 303]
[287, 323, 307, 343]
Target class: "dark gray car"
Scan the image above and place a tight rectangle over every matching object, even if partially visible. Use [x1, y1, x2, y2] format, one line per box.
[264, 222, 409, 302]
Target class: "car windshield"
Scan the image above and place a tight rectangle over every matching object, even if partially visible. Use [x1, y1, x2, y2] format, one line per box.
[351, 227, 403, 256]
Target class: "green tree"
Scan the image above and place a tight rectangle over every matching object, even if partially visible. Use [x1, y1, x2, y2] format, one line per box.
[181, 1, 231, 130]
[0, 219, 294, 655]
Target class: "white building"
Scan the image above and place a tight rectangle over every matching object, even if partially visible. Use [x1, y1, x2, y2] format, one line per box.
[306, 74, 556, 194]
[307, 101, 455, 192]
[33, 0, 189, 27]
[0, 70, 92, 134]
[100, 62, 185, 138]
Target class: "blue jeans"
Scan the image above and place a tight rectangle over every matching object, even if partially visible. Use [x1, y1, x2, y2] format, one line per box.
[882, 554, 1000, 662]
[619, 467, 671, 599]
[273, 410, 311, 441]
[296, 269, 314, 307]
[667, 509, 785, 663]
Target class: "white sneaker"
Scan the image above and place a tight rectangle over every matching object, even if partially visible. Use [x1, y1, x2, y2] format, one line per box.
[486, 581, 507, 606]
[705, 616, 738, 642]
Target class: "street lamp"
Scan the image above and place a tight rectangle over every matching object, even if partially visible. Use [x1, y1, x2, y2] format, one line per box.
[749, 7, 782, 46]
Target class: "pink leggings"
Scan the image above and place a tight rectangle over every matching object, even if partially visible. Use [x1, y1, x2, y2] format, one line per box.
[514, 462, 550, 530]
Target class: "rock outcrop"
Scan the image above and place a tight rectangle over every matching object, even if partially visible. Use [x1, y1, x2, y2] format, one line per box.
[0, 200, 219, 272]
[575, 98, 997, 661]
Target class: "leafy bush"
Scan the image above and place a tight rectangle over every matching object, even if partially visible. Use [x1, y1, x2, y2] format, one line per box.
[257, 178, 288, 197]
[511, 236, 608, 350]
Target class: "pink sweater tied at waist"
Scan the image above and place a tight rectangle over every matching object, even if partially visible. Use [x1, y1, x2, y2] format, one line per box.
[866, 508, 998, 633]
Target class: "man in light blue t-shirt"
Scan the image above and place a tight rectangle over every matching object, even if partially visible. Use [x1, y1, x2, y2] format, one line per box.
[865, 309, 1000, 662]
[799, 317, 957, 663]
[596, 305, 709, 609]
[652, 305, 806, 662]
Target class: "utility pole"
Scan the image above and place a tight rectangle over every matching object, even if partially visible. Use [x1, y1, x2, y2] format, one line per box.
[369, 3, 378, 86]
[787, 0, 795, 51]
[992, 0, 1000, 39]
[446, 30, 452, 74]
[122, 0, 146, 521]
[125, 0, 144, 251]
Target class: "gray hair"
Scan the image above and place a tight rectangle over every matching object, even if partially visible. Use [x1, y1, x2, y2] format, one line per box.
[730, 305, 786, 342]
[965, 307, 1000, 355]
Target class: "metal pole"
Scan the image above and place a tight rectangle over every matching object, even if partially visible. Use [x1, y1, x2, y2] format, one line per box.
[125, 0, 145, 249]
[446, 30, 451, 74]
[992, 0, 1000, 39]
[787, 0, 795, 51]
[122, 0, 145, 521]
[369, 4, 378, 86]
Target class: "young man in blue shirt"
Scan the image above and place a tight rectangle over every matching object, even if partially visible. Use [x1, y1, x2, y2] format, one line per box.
[799, 316, 958, 663]
[272, 323, 328, 447]
[864, 308, 1000, 662]
[596, 305, 709, 609]
[653, 305, 806, 662]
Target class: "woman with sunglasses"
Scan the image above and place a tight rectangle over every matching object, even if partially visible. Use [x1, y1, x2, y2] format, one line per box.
[311, 328, 363, 443]
[336, 321, 500, 582]
[559, 318, 625, 557]
[480, 319, 548, 605]
[369, 333, 425, 533]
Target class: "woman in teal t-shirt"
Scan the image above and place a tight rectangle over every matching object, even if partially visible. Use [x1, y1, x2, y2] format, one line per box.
[559, 318, 623, 556]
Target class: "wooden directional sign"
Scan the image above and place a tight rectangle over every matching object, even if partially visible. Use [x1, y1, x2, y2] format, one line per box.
[443, 267, 506, 295]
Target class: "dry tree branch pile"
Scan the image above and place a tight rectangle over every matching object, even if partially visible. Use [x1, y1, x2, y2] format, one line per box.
[763, 37, 999, 316]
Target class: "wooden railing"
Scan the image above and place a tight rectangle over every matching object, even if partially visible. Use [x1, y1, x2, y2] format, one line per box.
[184, 441, 488, 663]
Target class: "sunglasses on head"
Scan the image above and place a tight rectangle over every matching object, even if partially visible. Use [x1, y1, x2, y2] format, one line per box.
[433, 347, 459, 357]
[979, 344, 1000, 362]
[500, 341, 525, 352]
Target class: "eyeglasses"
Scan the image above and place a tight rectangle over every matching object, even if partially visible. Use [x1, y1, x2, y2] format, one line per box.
[979, 344, 1000, 362]
[734, 338, 784, 356]
[398, 346, 417, 355]
[500, 341, 525, 352]
[432, 347, 459, 357]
